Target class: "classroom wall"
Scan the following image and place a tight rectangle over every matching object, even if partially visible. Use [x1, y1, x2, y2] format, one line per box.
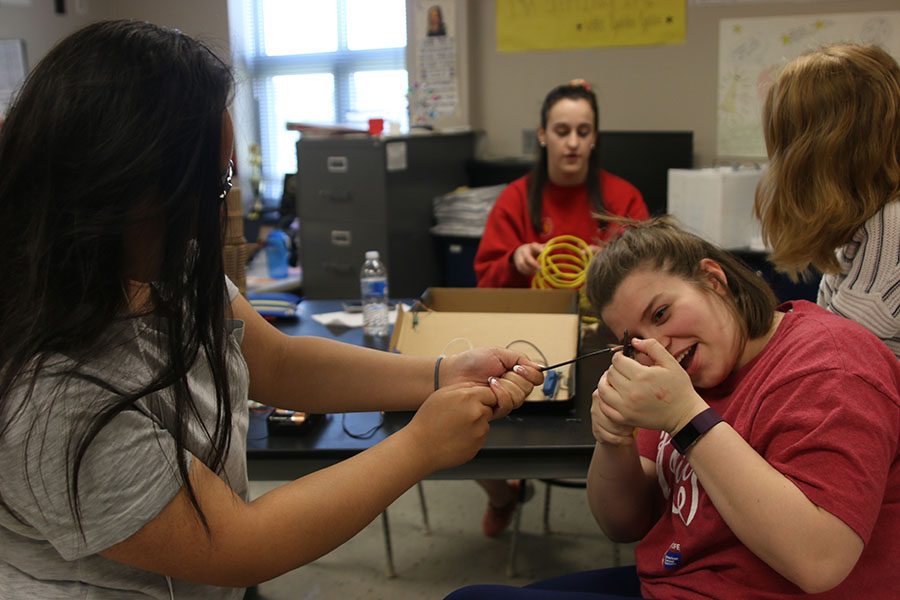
[0, 0, 230, 69]
[103, 0, 231, 54]
[468, 0, 899, 167]
[0, 0, 253, 196]
[5, 1, 898, 172]
[0, 1, 100, 71]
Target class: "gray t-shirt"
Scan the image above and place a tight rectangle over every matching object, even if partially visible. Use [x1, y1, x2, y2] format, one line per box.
[0, 279, 250, 599]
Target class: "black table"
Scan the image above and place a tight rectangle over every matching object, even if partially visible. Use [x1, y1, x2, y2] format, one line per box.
[247, 300, 613, 482]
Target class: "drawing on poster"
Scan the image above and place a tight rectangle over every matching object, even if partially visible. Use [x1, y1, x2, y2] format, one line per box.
[717, 11, 900, 158]
[411, 0, 459, 125]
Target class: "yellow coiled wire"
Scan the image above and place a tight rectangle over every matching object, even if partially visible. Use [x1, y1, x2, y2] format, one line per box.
[530, 235, 598, 323]
[531, 235, 591, 289]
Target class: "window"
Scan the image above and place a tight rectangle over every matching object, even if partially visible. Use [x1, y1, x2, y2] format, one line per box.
[249, 0, 408, 202]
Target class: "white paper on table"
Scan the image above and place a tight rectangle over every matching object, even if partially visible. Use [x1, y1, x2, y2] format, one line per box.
[311, 304, 411, 328]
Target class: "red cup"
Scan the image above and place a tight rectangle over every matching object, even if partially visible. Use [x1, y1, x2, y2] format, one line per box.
[368, 118, 384, 136]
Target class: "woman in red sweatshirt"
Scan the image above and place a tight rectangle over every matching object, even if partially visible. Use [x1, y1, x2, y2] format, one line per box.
[474, 80, 649, 288]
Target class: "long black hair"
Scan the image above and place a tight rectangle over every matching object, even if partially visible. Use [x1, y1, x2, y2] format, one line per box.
[0, 20, 235, 533]
[527, 81, 603, 233]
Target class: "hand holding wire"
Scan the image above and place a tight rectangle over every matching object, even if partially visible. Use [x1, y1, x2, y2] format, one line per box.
[592, 372, 638, 445]
[539, 331, 635, 372]
[488, 364, 542, 419]
[603, 336, 706, 434]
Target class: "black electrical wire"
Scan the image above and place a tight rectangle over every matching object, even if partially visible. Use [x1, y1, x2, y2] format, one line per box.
[341, 412, 384, 439]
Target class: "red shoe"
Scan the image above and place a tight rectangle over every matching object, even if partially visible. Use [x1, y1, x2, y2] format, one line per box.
[481, 480, 534, 537]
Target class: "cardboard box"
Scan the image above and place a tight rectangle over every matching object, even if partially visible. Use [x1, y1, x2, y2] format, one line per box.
[667, 167, 764, 249]
[390, 288, 580, 403]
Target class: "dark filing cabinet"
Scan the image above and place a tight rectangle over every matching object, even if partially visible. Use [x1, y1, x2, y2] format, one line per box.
[296, 132, 475, 299]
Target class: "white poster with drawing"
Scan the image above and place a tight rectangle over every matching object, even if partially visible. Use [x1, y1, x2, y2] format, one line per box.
[410, 0, 459, 124]
[717, 11, 900, 158]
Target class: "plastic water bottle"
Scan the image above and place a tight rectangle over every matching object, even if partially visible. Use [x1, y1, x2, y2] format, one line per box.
[360, 250, 389, 337]
[265, 229, 290, 279]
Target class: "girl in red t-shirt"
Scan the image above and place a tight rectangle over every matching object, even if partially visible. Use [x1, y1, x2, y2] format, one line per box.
[449, 217, 900, 599]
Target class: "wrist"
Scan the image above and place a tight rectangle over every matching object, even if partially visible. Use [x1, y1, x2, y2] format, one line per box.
[436, 353, 458, 387]
[395, 426, 440, 476]
[591, 441, 642, 482]
[594, 426, 636, 447]
[670, 407, 723, 456]
[668, 396, 709, 436]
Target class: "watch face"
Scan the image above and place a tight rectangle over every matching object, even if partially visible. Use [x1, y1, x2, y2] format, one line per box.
[672, 408, 722, 454]
[672, 422, 700, 455]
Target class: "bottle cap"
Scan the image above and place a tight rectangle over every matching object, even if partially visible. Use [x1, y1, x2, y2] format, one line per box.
[365, 250, 379, 260]
[267, 229, 289, 246]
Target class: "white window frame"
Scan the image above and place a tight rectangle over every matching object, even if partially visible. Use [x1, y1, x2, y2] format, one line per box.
[248, 0, 408, 203]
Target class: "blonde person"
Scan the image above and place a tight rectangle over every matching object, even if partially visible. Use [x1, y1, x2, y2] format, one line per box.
[447, 217, 899, 599]
[472, 80, 649, 536]
[0, 21, 543, 598]
[755, 42, 900, 359]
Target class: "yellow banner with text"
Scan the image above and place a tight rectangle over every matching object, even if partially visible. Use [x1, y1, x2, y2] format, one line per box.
[496, 0, 686, 52]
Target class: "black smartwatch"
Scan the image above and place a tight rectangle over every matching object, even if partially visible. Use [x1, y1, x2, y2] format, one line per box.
[671, 407, 723, 455]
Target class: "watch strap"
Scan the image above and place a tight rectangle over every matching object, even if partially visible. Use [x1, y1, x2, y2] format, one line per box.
[671, 407, 723, 455]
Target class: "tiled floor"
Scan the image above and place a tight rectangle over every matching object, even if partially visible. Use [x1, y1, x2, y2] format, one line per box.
[246, 479, 636, 600]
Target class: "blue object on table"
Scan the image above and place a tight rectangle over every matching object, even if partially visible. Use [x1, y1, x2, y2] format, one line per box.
[247, 292, 302, 319]
[265, 229, 291, 279]
[543, 369, 561, 399]
[248, 406, 274, 441]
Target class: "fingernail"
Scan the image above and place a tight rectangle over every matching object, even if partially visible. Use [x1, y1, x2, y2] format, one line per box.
[513, 365, 525, 375]
[488, 376, 499, 386]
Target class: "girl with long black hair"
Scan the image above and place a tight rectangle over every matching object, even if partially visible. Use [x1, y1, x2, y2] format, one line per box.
[0, 20, 541, 598]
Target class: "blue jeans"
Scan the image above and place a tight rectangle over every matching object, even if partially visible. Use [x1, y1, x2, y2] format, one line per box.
[444, 565, 643, 599]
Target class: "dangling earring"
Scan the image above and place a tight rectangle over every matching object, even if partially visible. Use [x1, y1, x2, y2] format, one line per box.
[539, 140, 546, 147]
[218, 160, 234, 199]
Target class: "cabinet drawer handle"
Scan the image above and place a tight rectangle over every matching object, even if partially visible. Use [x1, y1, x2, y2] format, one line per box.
[330, 230, 352, 246]
[323, 262, 354, 275]
[326, 156, 348, 173]
[319, 189, 351, 203]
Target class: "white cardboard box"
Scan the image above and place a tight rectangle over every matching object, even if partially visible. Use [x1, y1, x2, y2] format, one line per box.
[667, 167, 765, 249]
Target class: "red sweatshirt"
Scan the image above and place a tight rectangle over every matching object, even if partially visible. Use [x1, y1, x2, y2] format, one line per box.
[474, 171, 648, 287]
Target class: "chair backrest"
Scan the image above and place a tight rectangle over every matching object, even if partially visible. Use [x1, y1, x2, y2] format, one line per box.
[598, 131, 694, 216]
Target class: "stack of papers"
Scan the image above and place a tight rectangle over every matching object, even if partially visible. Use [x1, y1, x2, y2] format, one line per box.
[430, 184, 505, 238]
[247, 292, 302, 319]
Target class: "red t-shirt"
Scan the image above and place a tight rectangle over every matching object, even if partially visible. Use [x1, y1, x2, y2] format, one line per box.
[473, 171, 648, 288]
[636, 301, 900, 599]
